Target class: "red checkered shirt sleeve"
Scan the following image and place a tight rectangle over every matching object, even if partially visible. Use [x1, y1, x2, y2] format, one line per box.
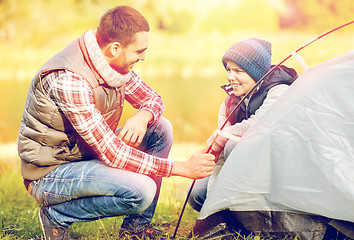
[125, 71, 164, 123]
[43, 70, 173, 177]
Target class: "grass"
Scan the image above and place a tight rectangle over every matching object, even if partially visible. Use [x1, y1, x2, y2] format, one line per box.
[0, 142, 280, 240]
[0, 142, 205, 240]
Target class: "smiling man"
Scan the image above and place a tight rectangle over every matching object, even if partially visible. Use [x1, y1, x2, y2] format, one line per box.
[18, 6, 215, 240]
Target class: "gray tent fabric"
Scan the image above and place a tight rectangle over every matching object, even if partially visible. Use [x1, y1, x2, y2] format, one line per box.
[192, 50, 354, 239]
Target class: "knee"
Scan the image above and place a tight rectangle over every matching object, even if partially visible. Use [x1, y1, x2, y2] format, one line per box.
[155, 117, 173, 145]
[224, 140, 238, 160]
[122, 178, 157, 213]
[138, 183, 156, 212]
[187, 178, 209, 212]
[147, 117, 173, 158]
[188, 188, 205, 212]
[188, 190, 203, 212]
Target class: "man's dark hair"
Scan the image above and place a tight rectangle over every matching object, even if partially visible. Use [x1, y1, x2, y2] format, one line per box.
[96, 5, 150, 47]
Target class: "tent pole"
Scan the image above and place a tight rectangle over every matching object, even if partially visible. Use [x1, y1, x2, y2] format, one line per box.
[172, 179, 196, 238]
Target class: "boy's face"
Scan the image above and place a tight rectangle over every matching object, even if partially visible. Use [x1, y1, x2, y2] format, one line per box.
[225, 60, 256, 97]
[109, 31, 148, 74]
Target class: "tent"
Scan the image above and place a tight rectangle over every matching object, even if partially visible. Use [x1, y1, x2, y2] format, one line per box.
[191, 50, 354, 239]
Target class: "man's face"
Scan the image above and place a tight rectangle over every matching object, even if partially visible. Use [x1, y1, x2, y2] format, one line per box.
[110, 31, 148, 74]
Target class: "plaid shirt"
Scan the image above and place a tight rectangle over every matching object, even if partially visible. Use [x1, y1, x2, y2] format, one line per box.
[42, 70, 173, 177]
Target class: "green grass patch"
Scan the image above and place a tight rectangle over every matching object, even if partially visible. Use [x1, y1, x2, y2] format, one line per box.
[1, 142, 289, 239]
[0, 143, 202, 239]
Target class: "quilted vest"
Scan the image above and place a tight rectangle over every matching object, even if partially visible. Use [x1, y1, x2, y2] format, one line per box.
[18, 35, 125, 180]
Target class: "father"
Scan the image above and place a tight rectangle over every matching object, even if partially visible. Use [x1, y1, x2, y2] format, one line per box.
[18, 5, 214, 240]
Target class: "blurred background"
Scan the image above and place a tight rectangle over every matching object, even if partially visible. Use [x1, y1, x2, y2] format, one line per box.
[1, 0, 353, 145]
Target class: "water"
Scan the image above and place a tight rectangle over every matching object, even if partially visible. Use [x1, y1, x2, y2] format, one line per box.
[0, 80, 31, 142]
[0, 76, 225, 143]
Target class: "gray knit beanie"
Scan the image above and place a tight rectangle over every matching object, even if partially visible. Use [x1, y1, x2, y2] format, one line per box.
[222, 38, 272, 82]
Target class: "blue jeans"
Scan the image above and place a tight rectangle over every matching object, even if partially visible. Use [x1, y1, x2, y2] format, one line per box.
[29, 117, 173, 231]
[187, 139, 237, 212]
[187, 176, 209, 212]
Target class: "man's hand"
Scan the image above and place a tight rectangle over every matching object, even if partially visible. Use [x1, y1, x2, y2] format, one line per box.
[117, 110, 153, 148]
[172, 148, 215, 179]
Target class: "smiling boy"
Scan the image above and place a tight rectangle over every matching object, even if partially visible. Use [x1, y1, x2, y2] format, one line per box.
[188, 38, 297, 212]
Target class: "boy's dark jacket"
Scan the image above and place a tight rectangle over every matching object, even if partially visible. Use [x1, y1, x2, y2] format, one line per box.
[223, 65, 298, 125]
